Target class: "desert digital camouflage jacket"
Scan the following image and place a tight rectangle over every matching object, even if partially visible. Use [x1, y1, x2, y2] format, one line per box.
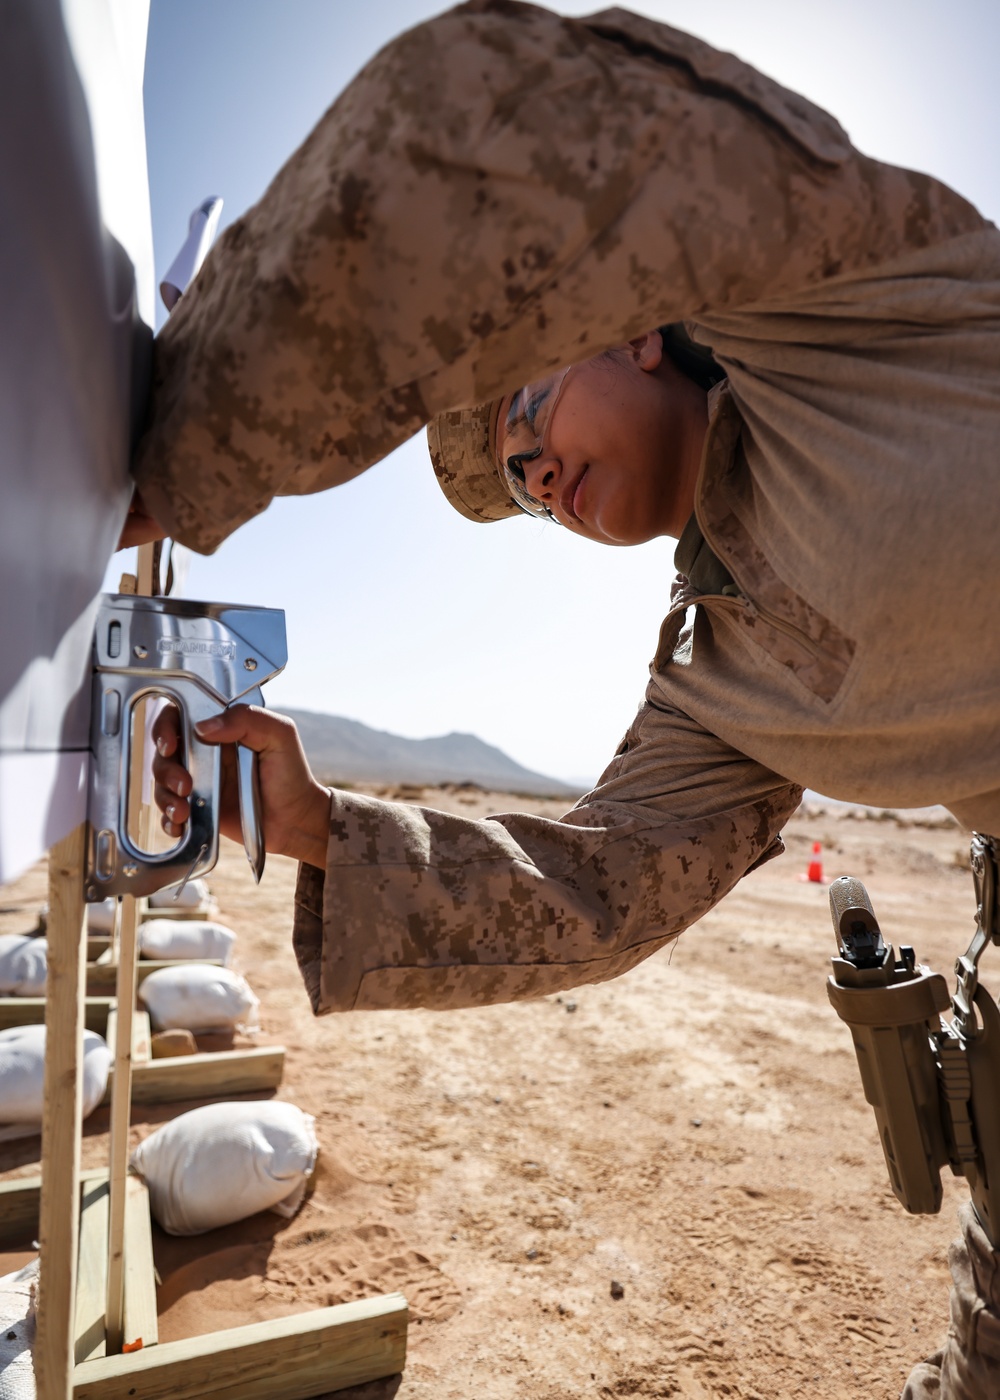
[132, 3, 1000, 1012]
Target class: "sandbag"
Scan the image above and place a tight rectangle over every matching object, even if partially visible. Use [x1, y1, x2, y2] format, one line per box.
[138, 964, 259, 1033]
[0, 1026, 111, 1124]
[0, 1258, 37, 1400]
[0, 935, 47, 996]
[130, 1101, 318, 1235]
[148, 877, 213, 910]
[138, 918, 236, 966]
[86, 898, 117, 934]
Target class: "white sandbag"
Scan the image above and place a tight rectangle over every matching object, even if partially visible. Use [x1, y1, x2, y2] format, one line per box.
[138, 964, 258, 1034]
[0, 936, 47, 996]
[148, 877, 212, 910]
[138, 918, 236, 966]
[0, 1258, 37, 1400]
[0, 1026, 111, 1124]
[130, 1101, 318, 1235]
[85, 898, 117, 934]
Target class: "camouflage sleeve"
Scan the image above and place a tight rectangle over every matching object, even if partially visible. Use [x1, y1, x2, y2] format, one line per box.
[291, 698, 802, 1012]
[133, 2, 984, 552]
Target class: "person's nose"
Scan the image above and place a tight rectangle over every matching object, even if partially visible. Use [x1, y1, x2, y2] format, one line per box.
[522, 452, 562, 504]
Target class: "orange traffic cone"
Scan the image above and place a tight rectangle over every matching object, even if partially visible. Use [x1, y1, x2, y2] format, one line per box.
[807, 841, 824, 883]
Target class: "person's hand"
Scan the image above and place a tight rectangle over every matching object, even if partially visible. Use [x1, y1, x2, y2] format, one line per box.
[151, 704, 331, 869]
[118, 487, 168, 550]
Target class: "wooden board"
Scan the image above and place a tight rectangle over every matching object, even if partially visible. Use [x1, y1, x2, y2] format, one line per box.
[104, 1008, 152, 1063]
[0, 1168, 107, 1248]
[35, 822, 89, 1400]
[85, 958, 222, 995]
[138, 897, 219, 922]
[75, 1176, 110, 1364]
[106, 891, 144, 1353]
[0, 996, 113, 1035]
[10, 1169, 157, 1358]
[123, 1174, 158, 1352]
[99, 1046, 285, 1106]
[72, 1293, 409, 1400]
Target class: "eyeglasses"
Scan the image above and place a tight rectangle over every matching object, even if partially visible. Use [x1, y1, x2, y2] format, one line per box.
[493, 365, 577, 519]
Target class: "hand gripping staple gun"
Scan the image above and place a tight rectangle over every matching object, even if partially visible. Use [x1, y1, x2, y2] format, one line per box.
[827, 834, 1000, 1246]
[85, 594, 287, 901]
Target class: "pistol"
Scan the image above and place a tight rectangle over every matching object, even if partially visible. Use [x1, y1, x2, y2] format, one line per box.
[827, 837, 1000, 1246]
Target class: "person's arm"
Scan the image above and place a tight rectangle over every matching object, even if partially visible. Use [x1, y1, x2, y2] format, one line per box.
[132, 2, 985, 553]
[291, 696, 802, 1014]
[151, 696, 800, 1013]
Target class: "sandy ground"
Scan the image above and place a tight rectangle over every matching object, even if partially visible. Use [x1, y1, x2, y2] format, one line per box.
[0, 789, 983, 1399]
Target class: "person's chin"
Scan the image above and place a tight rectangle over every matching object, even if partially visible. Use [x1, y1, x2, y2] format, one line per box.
[584, 507, 650, 547]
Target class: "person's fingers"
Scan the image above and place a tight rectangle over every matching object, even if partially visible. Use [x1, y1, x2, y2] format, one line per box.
[117, 514, 167, 550]
[151, 756, 191, 800]
[117, 489, 168, 551]
[151, 703, 182, 757]
[151, 755, 192, 798]
[154, 782, 190, 825]
[194, 705, 301, 756]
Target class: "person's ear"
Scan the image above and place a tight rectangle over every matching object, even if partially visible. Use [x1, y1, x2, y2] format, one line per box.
[628, 329, 663, 373]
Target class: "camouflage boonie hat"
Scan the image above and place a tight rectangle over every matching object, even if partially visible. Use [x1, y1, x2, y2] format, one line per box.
[427, 400, 521, 524]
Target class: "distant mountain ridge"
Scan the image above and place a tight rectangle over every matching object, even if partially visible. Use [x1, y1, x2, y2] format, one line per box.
[284, 708, 580, 798]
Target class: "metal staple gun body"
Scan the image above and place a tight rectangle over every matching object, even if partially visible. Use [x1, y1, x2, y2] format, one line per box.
[85, 593, 287, 900]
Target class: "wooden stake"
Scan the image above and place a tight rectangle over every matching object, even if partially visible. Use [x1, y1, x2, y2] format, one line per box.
[104, 894, 138, 1354]
[105, 540, 155, 1354]
[35, 822, 89, 1400]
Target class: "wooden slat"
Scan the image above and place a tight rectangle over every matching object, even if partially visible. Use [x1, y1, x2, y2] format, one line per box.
[122, 1175, 158, 1351]
[0, 996, 113, 1035]
[0, 995, 49, 1030]
[36, 822, 89, 1400]
[105, 895, 140, 1354]
[136, 543, 156, 598]
[138, 896, 218, 923]
[99, 1046, 285, 1106]
[133, 1010, 152, 1063]
[75, 1177, 110, 1364]
[85, 958, 221, 995]
[72, 1294, 409, 1400]
[87, 936, 111, 961]
[0, 1168, 106, 1249]
[104, 1007, 152, 1062]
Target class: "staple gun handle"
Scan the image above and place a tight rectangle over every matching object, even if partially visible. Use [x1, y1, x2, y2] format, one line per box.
[235, 687, 266, 884]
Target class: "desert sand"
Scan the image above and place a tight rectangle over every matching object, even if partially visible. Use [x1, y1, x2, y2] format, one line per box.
[0, 790, 982, 1399]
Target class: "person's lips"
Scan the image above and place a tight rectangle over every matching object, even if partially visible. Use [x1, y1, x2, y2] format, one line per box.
[561, 465, 589, 521]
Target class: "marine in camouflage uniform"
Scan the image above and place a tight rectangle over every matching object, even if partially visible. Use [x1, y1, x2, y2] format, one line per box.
[132, 5, 1000, 1394]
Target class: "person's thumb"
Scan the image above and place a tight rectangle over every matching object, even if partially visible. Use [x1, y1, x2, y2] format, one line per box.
[194, 705, 296, 754]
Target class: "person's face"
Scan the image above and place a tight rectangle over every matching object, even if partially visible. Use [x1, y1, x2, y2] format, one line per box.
[494, 332, 708, 546]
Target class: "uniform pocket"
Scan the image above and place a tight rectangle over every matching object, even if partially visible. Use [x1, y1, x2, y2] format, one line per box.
[730, 594, 856, 704]
[654, 589, 855, 705]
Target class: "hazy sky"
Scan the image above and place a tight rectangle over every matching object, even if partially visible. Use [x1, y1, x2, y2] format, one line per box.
[133, 0, 1000, 785]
